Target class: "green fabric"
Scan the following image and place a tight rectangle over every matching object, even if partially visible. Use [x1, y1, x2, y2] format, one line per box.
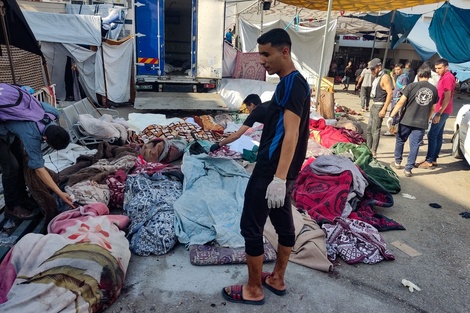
[331, 143, 401, 194]
[242, 145, 258, 163]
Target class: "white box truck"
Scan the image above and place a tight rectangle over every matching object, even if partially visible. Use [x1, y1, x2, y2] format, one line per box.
[133, 0, 225, 92]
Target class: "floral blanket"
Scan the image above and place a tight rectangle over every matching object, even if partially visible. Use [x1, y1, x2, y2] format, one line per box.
[0, 203, 130, 313]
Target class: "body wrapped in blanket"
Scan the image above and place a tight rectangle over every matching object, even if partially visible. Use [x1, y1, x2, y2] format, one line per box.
[0, 203, 131, 313]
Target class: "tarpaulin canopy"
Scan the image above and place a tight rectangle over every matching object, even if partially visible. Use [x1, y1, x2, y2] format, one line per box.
[0, 0, 42, 56]
[429, 2, 470, 63]
[407, 21, 437, 60]
[22, 11, 102, 46]
[353, 11, 422, 48]
[238, 17, 337, 85]
[237, 3, 389, 34]
[279, 0, 443, 12]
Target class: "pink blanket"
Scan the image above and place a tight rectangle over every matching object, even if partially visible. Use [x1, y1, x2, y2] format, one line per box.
[0, 203, 131, 312]
[232, 52, 266, 81]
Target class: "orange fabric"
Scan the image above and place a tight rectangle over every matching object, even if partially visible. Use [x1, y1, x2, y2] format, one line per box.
[279, 0, 442, 12]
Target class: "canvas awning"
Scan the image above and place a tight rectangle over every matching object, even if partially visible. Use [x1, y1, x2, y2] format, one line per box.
[0, 0, 42, 55]
[279, 0, 443, 12]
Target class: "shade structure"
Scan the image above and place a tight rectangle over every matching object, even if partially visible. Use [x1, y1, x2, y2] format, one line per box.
[279, 0, 443, 12]
[429, 2, 470, 63]
[0, 0, 42, 56]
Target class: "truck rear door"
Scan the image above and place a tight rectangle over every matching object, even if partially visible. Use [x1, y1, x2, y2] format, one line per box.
[195, 0, 224, 79]
[135, 0, 164, 76]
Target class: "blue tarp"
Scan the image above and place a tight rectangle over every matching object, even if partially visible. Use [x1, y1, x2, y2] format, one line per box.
[429, 3, 470, 63]
[355, 11, 422, 48]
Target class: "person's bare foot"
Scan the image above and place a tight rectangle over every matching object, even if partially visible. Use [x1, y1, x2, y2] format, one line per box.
[223, 285, 264, 303]
[262, 272, 286, 295]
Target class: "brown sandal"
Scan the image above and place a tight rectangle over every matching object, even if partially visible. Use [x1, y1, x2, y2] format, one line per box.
[417, 161, 435, 169]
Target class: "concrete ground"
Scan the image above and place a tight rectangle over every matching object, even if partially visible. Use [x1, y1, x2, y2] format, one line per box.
[106, 86, 470, 313]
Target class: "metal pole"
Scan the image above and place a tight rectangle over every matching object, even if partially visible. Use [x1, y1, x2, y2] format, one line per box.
[100, 45, 109, 108]
[260, 1, 264, 35]
[382, 10, 396, 68]
[0, 0, 17, 84]
[314, 0, 333, 106]
[370, 30, 377, 60]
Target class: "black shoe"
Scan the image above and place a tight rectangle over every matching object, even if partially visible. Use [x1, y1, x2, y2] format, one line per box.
[4, 205, 35, 220]
[19, 196, 38, 210]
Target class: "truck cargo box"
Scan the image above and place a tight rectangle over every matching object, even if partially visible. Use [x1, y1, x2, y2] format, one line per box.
[134, 0, 225, 92]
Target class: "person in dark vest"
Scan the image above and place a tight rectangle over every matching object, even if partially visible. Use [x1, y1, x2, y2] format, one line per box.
[0, 83, 75, 220]
[366, 58, 393, 157]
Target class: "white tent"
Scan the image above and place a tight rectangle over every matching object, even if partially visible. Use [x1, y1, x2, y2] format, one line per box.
[22, 11, 133, 103]
[238, 17, 337, 86]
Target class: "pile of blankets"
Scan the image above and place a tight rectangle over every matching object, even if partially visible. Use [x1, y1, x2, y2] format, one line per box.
[0, 112, 409, 310]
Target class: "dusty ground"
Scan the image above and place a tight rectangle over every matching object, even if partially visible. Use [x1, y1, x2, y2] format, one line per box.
[106, 86, 470, 313]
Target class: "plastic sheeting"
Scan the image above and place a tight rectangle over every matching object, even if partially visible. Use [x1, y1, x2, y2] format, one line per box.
[429, 2, 470, 64]
[218, 78, 276, 111]
[407, 21, 438, 61]
[238, 18, 336, 85]
[407, 21, 470, 82]
[356, 11, 422, 48]
[41, 42, 98, 102]
[223, 42, 238, 77]
[23, 11, 133, 103]
[22, 11, 102, 46]
[95, 38, 134, 103]
[65, 4, 128, 40]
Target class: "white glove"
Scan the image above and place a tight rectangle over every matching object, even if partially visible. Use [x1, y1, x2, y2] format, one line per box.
[387, 116, 394, 128]
[265, 176, 286, 209]
[401, 279, 421, 292]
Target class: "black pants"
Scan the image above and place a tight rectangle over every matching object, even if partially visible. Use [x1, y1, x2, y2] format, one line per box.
[240, 174, 296, 256]
[0, 137, 28, 207]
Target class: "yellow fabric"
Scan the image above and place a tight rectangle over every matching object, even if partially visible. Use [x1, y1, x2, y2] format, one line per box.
[279, 0, 442, 12]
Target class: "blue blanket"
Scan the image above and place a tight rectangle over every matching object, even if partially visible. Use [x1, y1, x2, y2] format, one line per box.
[174, 152, 250, 248]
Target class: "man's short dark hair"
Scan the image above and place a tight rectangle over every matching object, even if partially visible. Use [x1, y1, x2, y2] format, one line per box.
[417, 65, 432, 79]
[257, 28, 291, 50]
[243, 94, 262, 107]
[435, 58, 449, 67]
[45, 125, 70, 150]
[395, 63, 404, 69]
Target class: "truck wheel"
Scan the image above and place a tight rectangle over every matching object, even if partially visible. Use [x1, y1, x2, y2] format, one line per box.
[452, 130, 464, 159]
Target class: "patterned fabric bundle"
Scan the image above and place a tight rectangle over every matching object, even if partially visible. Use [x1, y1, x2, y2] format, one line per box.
[141, 121, 221, 142]
[322, 217, 395, 264]
[123, 173, 183, 256]
[189, 240, 277, 265]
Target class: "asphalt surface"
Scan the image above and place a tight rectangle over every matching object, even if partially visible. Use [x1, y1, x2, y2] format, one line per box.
[107, 86, 470, 313]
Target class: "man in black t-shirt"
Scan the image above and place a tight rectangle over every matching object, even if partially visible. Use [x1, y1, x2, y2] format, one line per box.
[210, 94, 263, 152]
[222, 28, 310, 305]
[389, 65, 438, 177]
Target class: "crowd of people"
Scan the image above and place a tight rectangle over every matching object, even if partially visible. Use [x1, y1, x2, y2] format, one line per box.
[338, 57, 456, 177]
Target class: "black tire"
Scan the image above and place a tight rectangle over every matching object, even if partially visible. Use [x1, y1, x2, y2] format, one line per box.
[452, 130, 464, 159]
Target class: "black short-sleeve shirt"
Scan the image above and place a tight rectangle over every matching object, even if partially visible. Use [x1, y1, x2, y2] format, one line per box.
[252, 71, 311, 180]
[400, 81, 438, 129]
[243, 102, 269, 127]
